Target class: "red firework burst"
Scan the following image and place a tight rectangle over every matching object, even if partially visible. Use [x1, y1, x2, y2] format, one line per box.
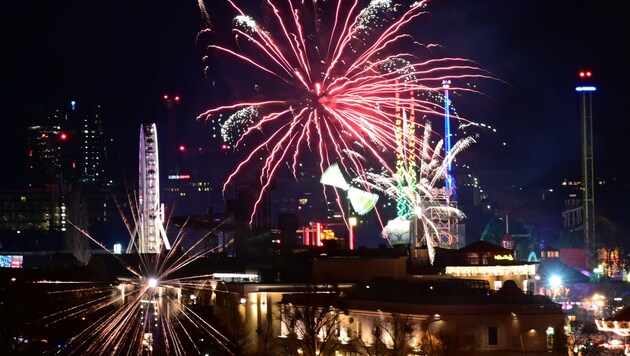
[197, 0, 489, 221]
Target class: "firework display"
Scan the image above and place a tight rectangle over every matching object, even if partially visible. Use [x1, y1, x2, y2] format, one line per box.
[197, 0, 488, 221]
[395, 89, 417, 218]
[7, 2, 491, 352]
[29, 221, 239, 355]
[358, 122, 475, 263]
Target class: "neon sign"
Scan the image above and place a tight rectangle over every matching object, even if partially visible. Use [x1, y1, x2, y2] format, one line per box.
[494, 254, 514, 261]
[168, 174, 191, 180]
[0, 255, 23, 268]
[430, 187, 454, 197]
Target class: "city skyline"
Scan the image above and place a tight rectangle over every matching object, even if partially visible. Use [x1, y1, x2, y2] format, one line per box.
[2, 3, 630, 354]
[2, 1, 627, 185]
[1, 1, 628, 237]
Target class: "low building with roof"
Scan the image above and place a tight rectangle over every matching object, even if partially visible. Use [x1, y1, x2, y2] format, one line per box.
[595, 306, 630, 355]
[274, 277, 564, 355]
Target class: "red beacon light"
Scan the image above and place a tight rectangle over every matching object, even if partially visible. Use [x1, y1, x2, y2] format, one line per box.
[179, 145, 186, 152]
[162, 94, 180, 104]
[60, 132, 68, 141]
[576, 70, 596, 92]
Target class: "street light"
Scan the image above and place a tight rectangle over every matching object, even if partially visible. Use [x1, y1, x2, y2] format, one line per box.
[549, 275, 562, 288]
[427, 314, 441, 355]
[519, 328, 536, 356]
[348, 216, 358, 250]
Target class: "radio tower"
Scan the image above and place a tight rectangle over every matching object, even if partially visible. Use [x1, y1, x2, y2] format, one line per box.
[576, 71, 596, 267]
[127, 123, 171, 254]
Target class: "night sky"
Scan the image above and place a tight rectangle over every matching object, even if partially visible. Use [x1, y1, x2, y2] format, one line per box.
[1, 0, 628, 207]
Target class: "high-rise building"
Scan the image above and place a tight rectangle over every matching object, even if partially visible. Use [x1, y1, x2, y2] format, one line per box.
[0, 101, 115, 264]
[26, 101, 109, 187]
[78, 103, 108, 186]
[26, 124, 65, 184]
[0, 184, 66, 233]
[157, 95, 222, 218]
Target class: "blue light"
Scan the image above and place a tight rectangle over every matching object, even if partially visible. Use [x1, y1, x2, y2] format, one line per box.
[71, 100, 76, 110]
[443, 80, 454, 198]
[575, 86, 596, 92]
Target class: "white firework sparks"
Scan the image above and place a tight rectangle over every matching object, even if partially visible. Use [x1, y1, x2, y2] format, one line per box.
[23, 196, 241, 355]
[221, 106, 259, 148]
[359, 122, 474, 264]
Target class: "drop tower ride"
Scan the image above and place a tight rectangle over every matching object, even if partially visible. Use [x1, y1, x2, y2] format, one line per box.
[576, 71, 596, 267]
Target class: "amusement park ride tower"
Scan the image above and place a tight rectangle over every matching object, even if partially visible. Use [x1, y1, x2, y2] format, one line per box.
[576, 71, 596, 266]
[394, 89, 417, 220]
[443, 80, 454, 200]
[391, 82, 460, 253]
[432, 80, 459, 249]
[126, 123, 171, 254]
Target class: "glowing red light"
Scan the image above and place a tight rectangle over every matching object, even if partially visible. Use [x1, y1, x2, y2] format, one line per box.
[179, 145, 186, 151]
[221, 144, 228, 150]
[163, 94, 169, 100]
[174, 96, 180, 101]
[60, 133, 68, 141]
[579, 71, 592, 78]
[41, 133, 47, 139]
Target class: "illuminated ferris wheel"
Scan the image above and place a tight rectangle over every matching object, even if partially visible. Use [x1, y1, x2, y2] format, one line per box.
[127, 123, 171, 254]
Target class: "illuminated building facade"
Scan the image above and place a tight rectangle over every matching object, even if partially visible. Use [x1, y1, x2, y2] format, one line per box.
[16, 101, 113, 231]
[219, 273, 562, 355]
[0, 101, 112, 263]
[26, 124, 65, 184]
[77, 103, 107, 185]
[338, 278, 563, 355]
[0, 185, 66, 233]
[444, 240, 537, 293]
[26, 101, 108, 187]
[24, 101, 111, 230]
[596, 307, 630, 354]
